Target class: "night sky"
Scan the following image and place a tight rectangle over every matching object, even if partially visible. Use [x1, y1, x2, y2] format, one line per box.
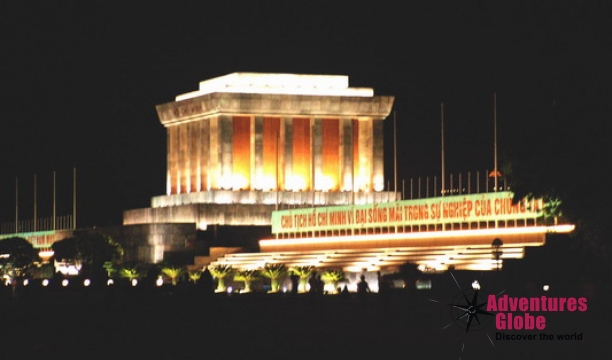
[1, 1, 609, 228]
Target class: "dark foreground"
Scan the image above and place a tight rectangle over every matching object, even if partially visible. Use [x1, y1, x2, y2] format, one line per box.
[1, 281, 610, 360]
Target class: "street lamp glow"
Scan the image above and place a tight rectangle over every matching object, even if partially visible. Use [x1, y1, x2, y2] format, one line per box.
[472, 280, 481, 290]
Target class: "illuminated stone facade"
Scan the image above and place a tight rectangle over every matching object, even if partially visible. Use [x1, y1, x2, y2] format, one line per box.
[123, 73, 397, 230]
[160, 73, 393, 197]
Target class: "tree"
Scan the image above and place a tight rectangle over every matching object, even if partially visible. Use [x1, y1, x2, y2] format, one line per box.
[321, 269, 346, 294]
[103, 261, 117, 278]
[289, 265, 316, 293]
[208, 264, 233, 292]
[187, 270, 202, 285]
[51, 230, 123, 277]
[261, 263, 287, 293]
[161, 266, 185, 286]
[119, 266, 142, 283]
[0, 237, 39, 278]
[234, 269, 260, 293]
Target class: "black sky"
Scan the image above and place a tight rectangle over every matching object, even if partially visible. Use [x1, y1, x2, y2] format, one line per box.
[1, 1, 610, 228]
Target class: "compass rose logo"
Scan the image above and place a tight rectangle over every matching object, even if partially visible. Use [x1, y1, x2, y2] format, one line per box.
[429, 274, 501, 358]
[449, 287, 494, 332]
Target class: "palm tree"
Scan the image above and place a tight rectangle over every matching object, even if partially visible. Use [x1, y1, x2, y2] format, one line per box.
[208, 264, 233, 293]
[234, 269, 260, 293]
[542, 196, 563, 225]
[102, 261, 117, 278]
[289, 265, 316, 293]
[161, 266, 185, 286]
[119, 267, 142, 283]
[261, 263, 288, 293]
[187, 270, 202, 284]
[321, 269, 346, 294]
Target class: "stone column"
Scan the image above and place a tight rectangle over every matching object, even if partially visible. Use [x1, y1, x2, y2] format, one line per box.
[341, 118, 354, 191]
[283, 117, 293, 191]
[373, 119, 385, 191]
[220, 115, 233, 190]
[254, 116, 264, 189]
[209, 116, 220, 190]
[167, 126, 179, 194]
[313, 118, 322, 190]
[200, 120, 210, 191]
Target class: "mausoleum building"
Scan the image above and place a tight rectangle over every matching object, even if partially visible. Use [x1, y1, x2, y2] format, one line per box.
[121, 73, 397, 262]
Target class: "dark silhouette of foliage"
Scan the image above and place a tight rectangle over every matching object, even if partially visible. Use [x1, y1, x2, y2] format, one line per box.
[51, 230, 123, 277]
[0, 237, 40, 269]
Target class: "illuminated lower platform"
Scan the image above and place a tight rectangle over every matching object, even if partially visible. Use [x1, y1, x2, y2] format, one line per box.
[124, 190, 398, 227]
[208, 224, 574, 272]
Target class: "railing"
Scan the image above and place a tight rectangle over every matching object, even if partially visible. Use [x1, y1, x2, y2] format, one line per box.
[397, 170, 508, 200]
[0, 215, 74, 236]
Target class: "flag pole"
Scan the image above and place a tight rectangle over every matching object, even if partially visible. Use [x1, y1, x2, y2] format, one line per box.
[53, 171, 56, 230]
[73, 167, 77, 229]
[15, 177, 18, 232]
[441, 102, 445, 196]
[393, 111, 398, 197]
[33, 174, 37, 231]
[493, 93, 498, 192]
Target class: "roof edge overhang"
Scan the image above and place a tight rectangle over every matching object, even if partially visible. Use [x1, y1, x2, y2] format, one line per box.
[156, 92, 395, 126]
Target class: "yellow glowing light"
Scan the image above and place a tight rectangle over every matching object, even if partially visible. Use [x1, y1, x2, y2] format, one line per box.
[315, 175, 335, 192]
[345, 265, 380, 272]
[185, 170, 191, 193]
[260, 224, 574, 248]
[355, 175, 370, 191]
[421, 261, 447, 272]
[131, 279, 138, 286]
[373, 175, 384, 192]
[323, 283, 336, 294]
[342, 174, 353, 191]
[62, 279, 69, 287]
[232, 175, 248, 190]
[156, 277, 164, 287]
[42, 279, 49, 287]
[286, 175, 306, 191]
[219, 176, 233, 190]
[38, 250, 54, 258]
[83, 279, 91, 287]
[255, 175, 276, 191]
[459, 263, 498, 271]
